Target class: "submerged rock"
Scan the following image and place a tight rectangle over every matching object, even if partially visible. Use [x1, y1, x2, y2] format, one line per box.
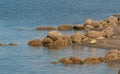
[36, 26, 56, 30]
[28, 39, 42, 47]
[36, 26, 47, 30]
[59, 58, 73, 65]
[70, 56, 84, 64]
[58, 24, 73, 30]
[84, 57, 102, 64]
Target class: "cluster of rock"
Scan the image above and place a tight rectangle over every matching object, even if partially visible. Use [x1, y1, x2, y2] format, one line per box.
[28, 30, 85, 49]
[28, 26, 114, 49]
[59, 49, 120, 65]
[28, 15, 120, 49]
[36, 15, 120, 31]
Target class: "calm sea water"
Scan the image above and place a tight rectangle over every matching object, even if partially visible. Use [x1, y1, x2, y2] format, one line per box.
[0, 0, 120, 74]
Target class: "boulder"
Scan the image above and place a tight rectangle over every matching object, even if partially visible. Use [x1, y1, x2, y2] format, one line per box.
[85, 18, 93, 25]
[103, 27, 114, 38]
[105, 49, 120, 61]
[84, 24, 94, 30]
[71, 32, 84, 44]
[86, 30, 104, 38]
[42, 37, 53, 46]
[73, 24, 84, 30]
[28, 39, 42, 47]
[70, 56, 84, 64]
[47, 30, 64, 40]
[84, 57, 102, 64]
[48, 39, 65, 49]
[58, 24, 73, 30]
[108, 16, 118, 24]
[59, 58, 73, 65]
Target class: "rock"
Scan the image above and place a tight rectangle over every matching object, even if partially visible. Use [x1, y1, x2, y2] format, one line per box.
[59, 58, 73, 65]
[28, 39, 42, 47]
[47, 30, 64, 40]
[58, 24, 73, 30]
[42, 37, 53, 46]
[70, 56, 84, 64]
[51, 61, 58, 64]
[84, 57, 102, 64]
[36, 26, 56, 30]
[9, 43, 18, 46]
[81, 37, 90, 43]
[71, 32, 84, 44]
[96, 37, 105, 40]
[91, 21, 102, 28]
[73, 24, 84, 30]
[36, 26, 47, 30]
[98, 57, 106, 62]
[0, 43, 8, 46]
[86, 30, 104, 38]
[84, 24, 94, 30]
[85, 18, 93, 25]
[105, 49, 120, 61]
[46, 26, 56, 30]
[89, 39, 97, 44]
[103, 27, 114, 38]
[48, 39, 65, 49]
[108, 16, 118, 24]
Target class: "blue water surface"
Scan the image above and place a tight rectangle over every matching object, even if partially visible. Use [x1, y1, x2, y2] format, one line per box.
[0, 0, 120, 74]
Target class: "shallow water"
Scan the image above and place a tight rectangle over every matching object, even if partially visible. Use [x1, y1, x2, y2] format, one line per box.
[0, 0, 120, 74]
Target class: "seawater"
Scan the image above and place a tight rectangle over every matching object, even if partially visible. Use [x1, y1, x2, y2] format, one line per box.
[0, 0, 120, 74]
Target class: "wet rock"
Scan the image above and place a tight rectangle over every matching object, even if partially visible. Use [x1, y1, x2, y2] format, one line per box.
[28, 39, 42, 47]
[36, 26, 47, 30]
[48, 39, 65, 49]
[105, 49, 120, 61]
[42, 37, 53, 46]
[71, 32, 84, 44]
[47, 30, 64, 40]
[9, 43, 18, 46]
[73, 24, 84, 30]
[58, 24, 73, 30]
[59, 58, 73, 65]
[51, 61, 58, 64]
[46, 26, 56, 30]
[70, 56, 84, 64]
[84, 57, 102, 64]
[36, 26, 56, 30]
[86, 30, 104, 38]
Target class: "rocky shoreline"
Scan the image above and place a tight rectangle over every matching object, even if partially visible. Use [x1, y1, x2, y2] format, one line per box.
[28, 14, 120, 50]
